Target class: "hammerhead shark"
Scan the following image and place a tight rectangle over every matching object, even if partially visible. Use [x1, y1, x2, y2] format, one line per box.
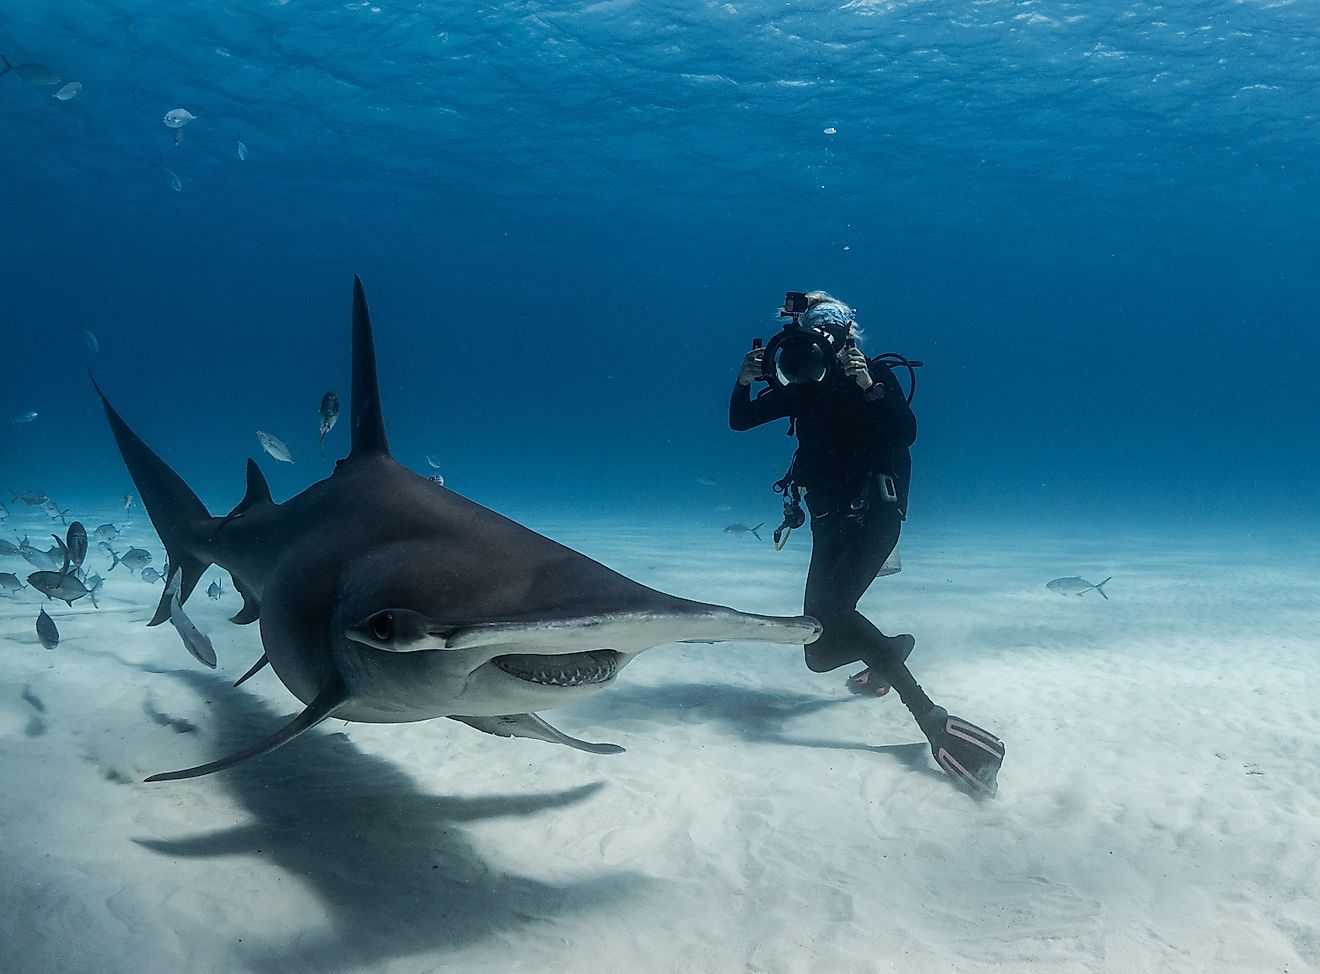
[96, 277, 821, 782]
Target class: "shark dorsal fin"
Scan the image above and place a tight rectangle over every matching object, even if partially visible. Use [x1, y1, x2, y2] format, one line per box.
[349, 276, 390, 459]
[236, 458, 272, 513]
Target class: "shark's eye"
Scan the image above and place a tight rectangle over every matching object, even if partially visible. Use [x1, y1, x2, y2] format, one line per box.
[371, 611, 395, 642]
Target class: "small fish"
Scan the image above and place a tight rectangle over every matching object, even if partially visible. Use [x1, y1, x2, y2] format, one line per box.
[318, 392, 339, 456]
[256, 430, 294, 463]
[10, 411, 37, 424]
[141, 567, 165, 584]
[53, 81, 81, 100]
[42, 500, 70, 525]
[237, 136, 248, 161]
[823, 126, 838, 136]
[59, 521, 87, 578]
[94, 523, 120, 542]
[0, 572, 25, 594]
[78, 328, 99, 353]
[165, 569, 217, 668]
[0, 56, 61, 86]
[109, 547, 152, 574]
[157, 157, 182, 192]
[163, 108, 195, 144]
[27, 570, 90, 607]
[427, 473, 446, 487]
[207, 578, 223, 600]
[11, 490, 49, 506]
[123, 493, 135, 513]
[0, 500, 8, 519]
[0, 539, 20, 556]
[19, 539, 63, 572]
[425, 454, 442, 469]
[1046, 576, 1112, 600]
[724, 522, 765, 541]
[35, 608, 59, 650]
[85, 574, 104, 609]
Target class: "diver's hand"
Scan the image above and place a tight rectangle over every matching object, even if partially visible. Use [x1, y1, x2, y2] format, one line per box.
[738, 348, 765, 386]
[839, 347, 874, 390]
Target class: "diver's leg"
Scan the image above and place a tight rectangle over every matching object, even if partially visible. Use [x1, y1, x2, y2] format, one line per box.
[807, 510, 1005, 796]
[803, 508, 912, 675]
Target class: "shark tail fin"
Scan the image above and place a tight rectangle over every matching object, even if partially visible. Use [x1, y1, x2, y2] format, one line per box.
[91, 373, 216, 626]
[1093, 576, 1112, 600]
[0, 55, 12, 78]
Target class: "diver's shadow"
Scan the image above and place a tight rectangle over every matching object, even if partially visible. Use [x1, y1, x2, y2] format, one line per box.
[137, 671, 645, 974]
[575, 682, 942, 777]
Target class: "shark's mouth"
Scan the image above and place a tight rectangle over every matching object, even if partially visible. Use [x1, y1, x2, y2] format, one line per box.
[491, 650, 620, 687]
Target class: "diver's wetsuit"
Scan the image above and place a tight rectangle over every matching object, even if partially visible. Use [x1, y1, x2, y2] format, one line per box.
[729, 360, 936, 718]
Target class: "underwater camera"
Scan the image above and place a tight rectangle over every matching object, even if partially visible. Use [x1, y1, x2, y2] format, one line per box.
[755, 291, 853, 389]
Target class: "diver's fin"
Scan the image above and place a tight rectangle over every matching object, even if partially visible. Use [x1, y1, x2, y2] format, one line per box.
[1092, 576, 1112, 600]
[228, 574, 261, 625]
[348, 276, 390, 459]
[449, 713, 624, 755]
[91, 373, 215, 626]
[922, 707, 1005, 799]
[145, 681, 349, 782]
[233, 654, 269, 687]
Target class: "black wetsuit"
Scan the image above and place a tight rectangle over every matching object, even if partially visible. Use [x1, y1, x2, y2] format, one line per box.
[729, 359, 935, 718]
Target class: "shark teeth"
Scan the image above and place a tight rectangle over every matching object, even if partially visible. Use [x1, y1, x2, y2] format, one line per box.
[491, 650, 620, 687]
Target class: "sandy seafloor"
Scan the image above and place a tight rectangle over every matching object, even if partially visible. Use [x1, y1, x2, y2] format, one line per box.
[1, 501, 1317, 974]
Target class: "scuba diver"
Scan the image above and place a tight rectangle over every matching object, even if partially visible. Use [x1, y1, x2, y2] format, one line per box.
[729, 290, 1005, 797]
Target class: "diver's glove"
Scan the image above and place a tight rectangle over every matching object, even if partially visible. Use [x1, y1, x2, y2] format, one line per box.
[919, 706, 1005, 798]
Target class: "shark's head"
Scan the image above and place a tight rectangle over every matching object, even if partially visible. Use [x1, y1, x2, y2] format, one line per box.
[330, 544, 642, 718]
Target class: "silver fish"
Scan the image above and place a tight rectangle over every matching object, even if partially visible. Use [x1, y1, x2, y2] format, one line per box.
[256, 430, 294, 463]
[85, 574, 104, 609]
[53, 80, 81, 101]
[10, 411, 37, 424]
[207, 578, 222, 600]
[0, 539, 19, 556]
[165, 569, 216, 668]
[1046, 576, 1112, 600]
[0, 572, 25, 594]
[94, 523, 120, 542]
[723, 522, 764, 540]
[0, 56, 61, 86]
[237, 136, 248, 161]
[157, 157, 181, 192]
[318, 392, 339, 456]
[425, 454, 442, 469]
[109, 547, 152, 574]
[123, 493, 135, 513]
[19, 538, 63, 572]
[60, 522, 87, 574]
[36, 608, 59, 650]
[27, 570, 90, 607]
[0, 500, 8, 519]
[141, 567, 165, 584]
[11, 491, 49, 506]
[78, 328, 99, 353]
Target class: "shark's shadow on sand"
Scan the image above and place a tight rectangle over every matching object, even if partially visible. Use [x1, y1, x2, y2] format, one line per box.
[135, 671, 648, 974]
[572, 681, 938, 775]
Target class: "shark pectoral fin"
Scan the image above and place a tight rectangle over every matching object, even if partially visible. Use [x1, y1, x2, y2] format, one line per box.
[233, 654, 269, 687]
[145, 682, 349, 782]
[449, 713, 625, 755]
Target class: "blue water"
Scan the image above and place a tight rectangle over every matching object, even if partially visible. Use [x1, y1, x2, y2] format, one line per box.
[3, 0, 1319, 528]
